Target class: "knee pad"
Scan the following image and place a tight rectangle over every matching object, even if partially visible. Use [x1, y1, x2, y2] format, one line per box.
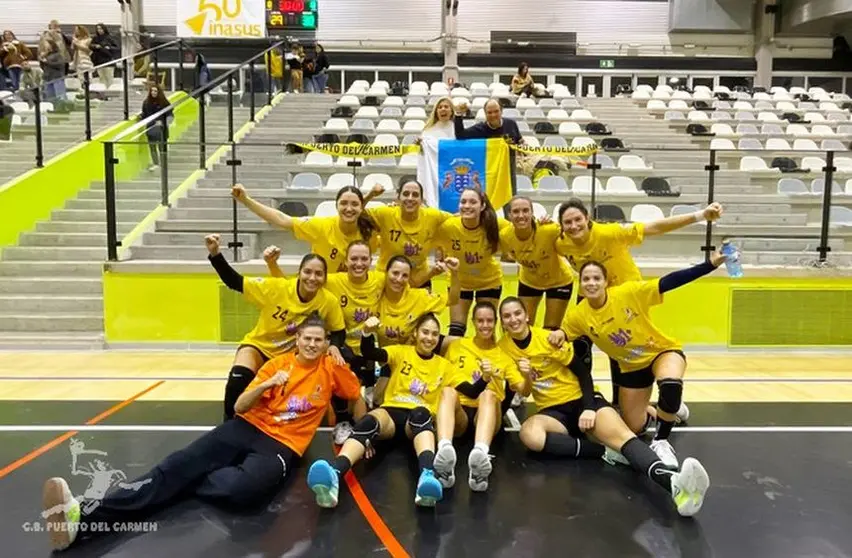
[350, 414, 381, 448]
[656, 378, 683, 415]
[406, 406, 434, 437]
[224, 365, 255, 420]
[448, 322, 467, 337]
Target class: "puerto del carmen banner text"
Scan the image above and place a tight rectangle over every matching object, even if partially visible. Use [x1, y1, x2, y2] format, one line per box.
[178, 0, 266, 38]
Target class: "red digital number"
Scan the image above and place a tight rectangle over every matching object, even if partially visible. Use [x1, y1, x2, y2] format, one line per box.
[279, 0, 304, 11]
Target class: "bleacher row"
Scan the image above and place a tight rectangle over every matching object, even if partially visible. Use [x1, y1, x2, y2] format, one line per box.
[632, 84, 850, 103]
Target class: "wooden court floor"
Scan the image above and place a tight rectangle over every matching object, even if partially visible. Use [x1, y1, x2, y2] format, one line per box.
[1, 350, 851, 403]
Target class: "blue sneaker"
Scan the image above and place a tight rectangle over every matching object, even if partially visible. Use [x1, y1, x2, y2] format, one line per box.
[307, 460, 339, 508]
[414, 469, 443, 507]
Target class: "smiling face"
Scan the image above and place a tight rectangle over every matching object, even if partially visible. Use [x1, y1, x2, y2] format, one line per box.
[473, 306, 497, 340]
[346, 244, 371, 279]
[414, 318, 441, 355]
[560, 206, 590, 241]
[579, 263, 608, 301]
[336, 191, 363, 224]
[435, 99, 453, 122]
[459, 189, 482, 221]
[499, 300, 529, 338]
[298, 258, 327, 295]
[398, 181, 423, 215]
[484, 100, 502, 127]
[296, 325, 328, 361]
[386, 260, 411, 293]
[509, 198, 533, 230]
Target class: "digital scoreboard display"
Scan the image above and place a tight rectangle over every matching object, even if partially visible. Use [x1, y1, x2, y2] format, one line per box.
[266, 0, 318, 30]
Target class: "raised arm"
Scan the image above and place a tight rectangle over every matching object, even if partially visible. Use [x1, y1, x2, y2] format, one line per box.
[455, 358, 492, 399]
[359, 317, 389, 363]
[658, 250, 726, 294]
[263, 245, 285, 277]
[234, 368, 289, 414]
[231, 183, 295, 230]
[206, 234, 243, 292]
[644, 203, 723, 237]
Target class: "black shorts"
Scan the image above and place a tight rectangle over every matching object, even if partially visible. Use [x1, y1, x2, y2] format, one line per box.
[347, 355, 376, 387]
[538, 393, 611, 438]
[460, 286, 503, 301]
[618, 350, 687, 389]
[237, 344, 270, 364]
[462, 404, 477, 427]
[517, 282, 574, 301]
[382, 406, 416, 442]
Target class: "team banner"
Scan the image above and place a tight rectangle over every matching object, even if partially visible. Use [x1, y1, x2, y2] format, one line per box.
[508, 143, 599, 158]
[286, 142, 421, 158]
[177, 0, 266, 38]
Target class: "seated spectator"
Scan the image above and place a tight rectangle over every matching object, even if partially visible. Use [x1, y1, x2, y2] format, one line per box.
[511, 62, 534, 97]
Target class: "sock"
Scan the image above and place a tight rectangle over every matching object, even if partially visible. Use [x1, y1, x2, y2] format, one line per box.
[473, 442, 490, 455]
[655, 419, 675, 440]
[418, 450, 435, 471]
[331, 455, 352, 475]
[620, 437, 676, 492]
[437, 439, 452, 450]
[543, 432, 605, 459]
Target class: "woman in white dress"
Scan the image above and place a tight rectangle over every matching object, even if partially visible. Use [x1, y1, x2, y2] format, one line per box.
[418, 97, 456, 208]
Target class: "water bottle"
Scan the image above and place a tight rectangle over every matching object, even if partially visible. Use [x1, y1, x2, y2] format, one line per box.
[721, 240, 743, 278]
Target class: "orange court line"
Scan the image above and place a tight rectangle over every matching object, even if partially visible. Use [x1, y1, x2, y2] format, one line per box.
[0, 381, 165, 479]
[342, 469, 411, 558]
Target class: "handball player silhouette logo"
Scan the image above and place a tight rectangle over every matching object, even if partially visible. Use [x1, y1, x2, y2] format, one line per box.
[40, 438, 149, 518]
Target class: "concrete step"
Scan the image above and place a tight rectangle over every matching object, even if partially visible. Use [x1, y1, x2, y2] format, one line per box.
[156, 219, 273, 233]
[130, 245, 256, 260]
[725, 213, 807, 226]
[0, 277, 102, 295]
[77, 188, 163, 201]
[66, 198, 160, 212]
[18, 232, 108, 247]
[35, 221, 137, 235]
[735, 238, 844, 252]
[51, 209, 152, 222]
[1, 246, 108, 261]
[723, 204, 793, 215]
[142, 231, 258, 247]
[0, 313, 103, 332]
[166, 207, 270, 221]
[0, 295, 103, 313]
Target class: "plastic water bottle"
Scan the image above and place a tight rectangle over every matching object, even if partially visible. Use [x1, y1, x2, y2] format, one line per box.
[721, 240, 743, 278]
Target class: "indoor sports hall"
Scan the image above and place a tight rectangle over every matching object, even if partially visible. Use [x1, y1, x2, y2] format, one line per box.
[1, 1, 852, 557]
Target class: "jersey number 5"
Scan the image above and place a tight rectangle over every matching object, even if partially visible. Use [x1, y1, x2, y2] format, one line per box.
[452, 239, 461, 251]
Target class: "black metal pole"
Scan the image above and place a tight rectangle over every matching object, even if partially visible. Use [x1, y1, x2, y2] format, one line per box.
[348, 160, 362, 190]
[589, 152, 598, 218]
[227, 142, 244, 261]
[177, 40, 185, 90]
[198, 93, 207, 169]
[227, 75, 235, 143]
[817, 151, 836, 262]
[702, 149, 719, 262]
[33, 86, 44, 168]
[249, 60, 256, 122]
[122, 59, 130, 120]
[83, 72, 92, 140]
[266, 46, 274, 105]
[153, 49, 160, 87]
[104, 142, 119, 261]
[159, 118, 170, 206]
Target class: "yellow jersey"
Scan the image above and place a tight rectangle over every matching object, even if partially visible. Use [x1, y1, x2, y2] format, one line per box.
[554, 222, 644, 287]
[375, 286, 448, 347]
[241, 277, 346, 357]
[436, 217, 511, 291]
[497, 327, 581, 410]
[500, 222, 574, 290]
[368, 206, 451, 273]
[444, 338, 524, 407]
[325, 271, 386, 354]
[561, 278, 681, 373]
[292, 216, 378, 273]
[382, 345, 451, 414]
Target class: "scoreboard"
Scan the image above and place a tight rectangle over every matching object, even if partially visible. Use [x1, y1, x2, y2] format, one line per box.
[266, 0, 318, 30]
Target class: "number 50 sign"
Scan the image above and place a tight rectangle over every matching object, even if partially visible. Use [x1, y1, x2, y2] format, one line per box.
[178, 0, 267, 38]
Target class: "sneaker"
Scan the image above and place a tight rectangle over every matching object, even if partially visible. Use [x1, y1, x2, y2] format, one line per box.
[650, 439, 679, 468]
[147, 164, 159, 172]
[467, 447, 493, 492]
[602, 446, 630, 467]
[675, 402, 690, 424]
[414, 469, 443, 507]
[332, 422, 353, 445]
[670, 457, 710, 517]
[307, 460, 340, 508]
[42, 477, 80, 551]
[511, 393, 523, 408]
[433, 443, 457, 488]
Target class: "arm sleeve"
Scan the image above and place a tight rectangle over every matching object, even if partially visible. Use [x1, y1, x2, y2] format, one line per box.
[208, 253, 244, 293]
[573, 362, 596, 410]
[508, 120, 523, 144]
[332, 362, 362, 400]
[659, 261, 718, 294]
[360, 334, 389, 363]
[454, 115, 472, 139]
[455, 378, 489, 398]
[329, 329, 346, 349]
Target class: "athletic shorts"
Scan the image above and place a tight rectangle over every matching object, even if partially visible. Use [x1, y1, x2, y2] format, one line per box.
[460, 286, 503, 301]
[346, 355, 376, 387]
[237, 344, 270, 364]
[618, 350, 687, 389]
[538, 393, 611, 438]
[382, 406, 426, 442]
[517, 282, 574, 301]
[462, 404, 477, 428]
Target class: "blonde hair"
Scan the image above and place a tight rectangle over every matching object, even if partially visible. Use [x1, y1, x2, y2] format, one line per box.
[425, 97, 453, 129]
[74, 25, 90, 39]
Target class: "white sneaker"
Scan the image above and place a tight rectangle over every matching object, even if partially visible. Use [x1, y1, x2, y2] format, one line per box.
[147, 164, 159, 172]
[650, 439, 679, 468]
[670, 457, 710, 517]
[468, 447, 493, 492]
[675, 402, 690, 424]
[42, 477, 80, 551]
[433, 443, 457, 488]
[602, 446, 630, 467]
[332, 422, 353, 445]
[511, 393, 523, 408]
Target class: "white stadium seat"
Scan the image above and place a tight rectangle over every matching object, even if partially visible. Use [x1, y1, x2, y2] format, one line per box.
[630, 204, 665, 222]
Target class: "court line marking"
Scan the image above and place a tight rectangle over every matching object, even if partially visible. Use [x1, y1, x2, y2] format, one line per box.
[2, 425, 852, 433]
[2, 376, 852, 383]
[342, 469, 410, 558]
[0, 381, 165, 479]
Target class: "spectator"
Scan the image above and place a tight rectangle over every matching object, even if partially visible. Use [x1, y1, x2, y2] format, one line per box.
[72, 26, 93, 81]
[454, 98, 522, 143]
[42, 41, 67, 101]
[422, 97, 455, 139]
[18, 60, 44, 103]
[312, 43, 329, 93]
[91, 23, 118, 89]
[39, 20, 71, 71]
[140, 84, 171, 171]
[264, 47, 284, 93]
[511, 62, 534, 97]
[285, 44, 303, 93]
[0, 97, 13, 140]
[2, 30, 33, 91]
[302, 50, 316, 93]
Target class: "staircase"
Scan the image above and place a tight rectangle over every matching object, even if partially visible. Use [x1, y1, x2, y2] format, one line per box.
[0, 104, 244, 349]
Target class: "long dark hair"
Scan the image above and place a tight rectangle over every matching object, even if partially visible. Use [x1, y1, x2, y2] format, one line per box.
[385, 254, 412, 272]
[472, 301, 498, 339]
[463, 188, 500, 253]
[298, 253, 328, 278]
[498, 296, 527, 317]
[414, 312, 441, 332]
[517, 62, 529, 77]
[579, 260, 608, 280]
[145, 84, 168, 108]
[336, 186, 378, 242]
